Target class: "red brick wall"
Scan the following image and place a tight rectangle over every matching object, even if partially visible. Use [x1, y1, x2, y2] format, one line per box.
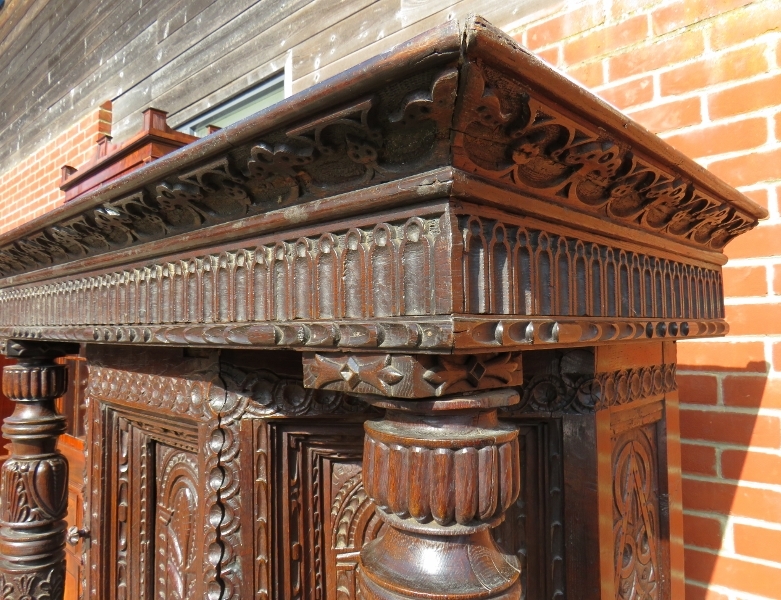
[510, 1, 781, 598]
[0, 102, 112, 235]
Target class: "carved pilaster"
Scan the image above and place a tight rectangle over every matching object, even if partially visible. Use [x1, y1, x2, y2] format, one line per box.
[0, 341, 75, 600]
[352, 380, 522, 599]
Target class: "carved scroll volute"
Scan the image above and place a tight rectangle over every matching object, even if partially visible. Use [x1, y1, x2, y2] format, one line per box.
[0, 341, 75, 600]
[356, 389, 522, 600]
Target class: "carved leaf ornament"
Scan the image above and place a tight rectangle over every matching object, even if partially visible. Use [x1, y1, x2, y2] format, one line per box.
[0, 68, 457, 279]
[613, 431, 659, 600]
[454, 62, 756, 251]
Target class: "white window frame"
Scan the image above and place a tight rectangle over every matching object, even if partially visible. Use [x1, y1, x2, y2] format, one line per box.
[178, 72, 285, 137]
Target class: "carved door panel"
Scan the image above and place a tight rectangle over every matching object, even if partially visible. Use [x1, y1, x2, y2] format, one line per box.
[154, 445, 200, 600]
[264, 420, 386, 600]
[611, 418, 663, 600]
[86, 401, 202, 600]
[261, 419, 559, 600]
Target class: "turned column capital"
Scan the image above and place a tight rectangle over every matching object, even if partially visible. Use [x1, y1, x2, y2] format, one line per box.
[363, 389, 521, 534]
[304, 350, 523, 600]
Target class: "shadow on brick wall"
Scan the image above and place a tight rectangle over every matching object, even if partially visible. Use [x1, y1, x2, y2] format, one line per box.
[677, 353, 781, 600]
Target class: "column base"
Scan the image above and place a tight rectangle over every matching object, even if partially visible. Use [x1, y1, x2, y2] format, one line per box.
[358, 527, 521, 599]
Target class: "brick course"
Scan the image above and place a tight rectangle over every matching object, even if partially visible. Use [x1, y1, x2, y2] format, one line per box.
[513, 0, 781, 596]
[0, 102, 112, 235]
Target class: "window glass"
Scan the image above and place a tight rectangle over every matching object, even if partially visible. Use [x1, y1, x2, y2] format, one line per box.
[180, 74, 284, 137]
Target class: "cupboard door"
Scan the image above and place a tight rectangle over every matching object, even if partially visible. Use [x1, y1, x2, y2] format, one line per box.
[84, 401, 202, 600]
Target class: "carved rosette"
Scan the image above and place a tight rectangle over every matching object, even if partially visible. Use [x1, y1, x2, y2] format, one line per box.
[357, 389, 522, 600]
[0, 349, 70, 600]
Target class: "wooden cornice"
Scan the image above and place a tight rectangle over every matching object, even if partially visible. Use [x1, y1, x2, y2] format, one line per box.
[0, 16, 765, 351]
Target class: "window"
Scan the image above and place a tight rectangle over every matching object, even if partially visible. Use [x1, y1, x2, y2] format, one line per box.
[178, 73, 285, 137]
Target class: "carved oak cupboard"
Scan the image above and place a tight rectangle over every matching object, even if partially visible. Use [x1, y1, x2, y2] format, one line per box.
[0, 17, 766, 600]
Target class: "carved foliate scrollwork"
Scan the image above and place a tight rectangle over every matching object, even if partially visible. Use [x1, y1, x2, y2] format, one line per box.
[613, 426, 660, 600]
[454, 61, 755, 250]
[0, 571, 65, 600]
[0, 69, 456, 280]
[2, 458, 68, 525]
[504, 349, 676, 415]
[86, 363, 368, 421]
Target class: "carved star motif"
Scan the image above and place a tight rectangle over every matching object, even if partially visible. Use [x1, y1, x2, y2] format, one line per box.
[312, 354, 403, 394]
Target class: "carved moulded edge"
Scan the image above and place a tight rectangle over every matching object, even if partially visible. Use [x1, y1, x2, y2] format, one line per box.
[0, 315, 727, 354]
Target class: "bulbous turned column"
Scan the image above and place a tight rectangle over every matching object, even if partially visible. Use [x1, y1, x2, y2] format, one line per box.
[0, 342, 70, 600]
[357, 389, 522, 600]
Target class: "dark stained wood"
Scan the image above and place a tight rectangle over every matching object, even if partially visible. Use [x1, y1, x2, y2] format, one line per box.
[357, 388, 523, 599]
[0, 15, 763, 600]
[0, 340, 78, 600]
[561, 411, 604, 600]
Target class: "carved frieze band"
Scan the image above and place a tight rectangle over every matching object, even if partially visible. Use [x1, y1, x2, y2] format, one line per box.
[87, 364, 369, 420]
[302, 351, 523, 398]
[454, 60, 757, 250]
[0, 213, 451, 328]
[1, 315, 727, 354]
[0, 207, 725, 350]
[0, 68, 458, 279]
[459, 215, 724, 320]
[504, 363, 677, 415]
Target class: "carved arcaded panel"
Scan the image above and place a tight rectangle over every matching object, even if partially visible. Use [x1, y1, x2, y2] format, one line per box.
[155, 446, 200, 600]
[92, 411, 201, 600]
[458, 215, 724, 320]
[612, 425, 661, 600]
[84, 361, 375, 600]
[302, 351, 522, 398]
[0, 68, 458, 279]
[454, 60, 755, 251]
[0, 213, 451, 330]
